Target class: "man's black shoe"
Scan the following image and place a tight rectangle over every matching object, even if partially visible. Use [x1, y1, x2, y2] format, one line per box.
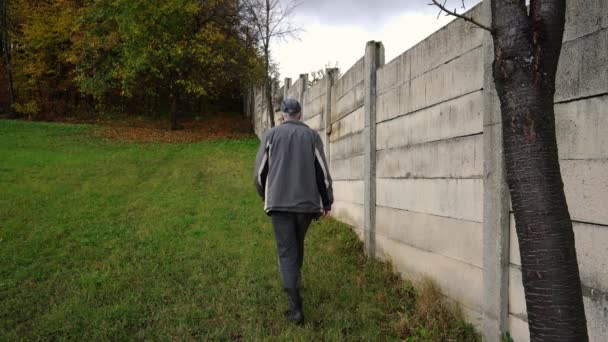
[284, 288, 304, 325]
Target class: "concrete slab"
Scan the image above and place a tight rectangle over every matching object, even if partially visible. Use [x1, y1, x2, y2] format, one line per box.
[332, 81, 365, 123]
[376, 57, 400, 95]
[287, 77, 303, 100]
[377, 90, 483, 147]
[584, 289, 608, 341]
[330, 131, 364, 161]
[574, 224, 608, 293]
[375, 234, 483, 312]
[332, 57, 365, 101]
[563, 0, 608, 42]
[329, 155, 364, 181]
[376, 134, 483, 179]
[508, 266, 527, 321]
[304, 113, 323, 131]
[333, 180, 364, 205]
[330, 106, 365, 142]
[305, 77, 326, 103]
[376, 206, 483, 268]
[376, 87, 400, 124]
[405, 4, 484, 80]
[556, 28, 608, 103]
[556, 94, 608, 160]
[376, 178, 483, 222]
[332, 200, 363, 228]
[304, 95, 325, 119]
[406, 47, 484, 115]
[508, 314, 530, 342]
[562, 159, 608, 224]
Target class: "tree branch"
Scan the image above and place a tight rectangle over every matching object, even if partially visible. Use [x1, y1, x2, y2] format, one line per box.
[429, 0, 493, 33]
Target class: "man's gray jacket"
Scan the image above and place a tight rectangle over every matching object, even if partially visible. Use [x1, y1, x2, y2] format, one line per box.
[254, 120, 333, 215]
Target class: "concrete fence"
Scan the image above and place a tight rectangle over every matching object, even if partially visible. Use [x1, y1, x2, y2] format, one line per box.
[245, 1, 608, 340]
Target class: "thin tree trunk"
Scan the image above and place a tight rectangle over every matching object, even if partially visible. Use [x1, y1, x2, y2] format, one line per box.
[263, 0, 274, 128]
[169, 80, 180, 130]
[491, 0, 588, 340]
[264, 46, 274, 128]
[1, 0, 15, 117]
[170, 92, 179, 130]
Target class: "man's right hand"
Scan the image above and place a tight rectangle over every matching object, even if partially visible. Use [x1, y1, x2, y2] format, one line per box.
[323, 208, 331, 218]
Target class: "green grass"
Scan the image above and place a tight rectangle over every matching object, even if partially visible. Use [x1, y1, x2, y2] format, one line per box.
[0, 120, 478, 341]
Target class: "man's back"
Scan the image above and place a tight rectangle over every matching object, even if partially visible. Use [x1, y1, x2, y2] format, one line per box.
[254, 120, 333, 215]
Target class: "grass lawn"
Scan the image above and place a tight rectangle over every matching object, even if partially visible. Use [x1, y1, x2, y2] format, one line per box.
[0, 120, 478, 341]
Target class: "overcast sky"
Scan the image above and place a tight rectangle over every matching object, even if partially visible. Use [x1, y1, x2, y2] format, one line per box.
[274, 0, 481, 80]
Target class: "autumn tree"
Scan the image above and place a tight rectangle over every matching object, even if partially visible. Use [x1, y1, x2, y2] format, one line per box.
[1, 0, 262, 122]
[241, 0, 299, 128]
[6, 0, 83, 118]
[76, 0, 259, 129]
[431, 0, 588, 340]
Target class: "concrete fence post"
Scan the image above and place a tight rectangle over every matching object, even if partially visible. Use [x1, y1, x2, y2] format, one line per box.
[363, 41, 384, 258]
[298, 74, 309, 123]
[481, 0, 511, 340]
[324, 69, 338, 162]
[283, 78, 291, 102]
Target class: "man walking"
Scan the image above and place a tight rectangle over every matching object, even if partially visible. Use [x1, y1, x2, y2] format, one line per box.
[253, 98, 333, 325]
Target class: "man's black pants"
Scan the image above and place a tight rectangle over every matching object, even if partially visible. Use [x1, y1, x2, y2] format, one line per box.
[270, 212, 315, 289]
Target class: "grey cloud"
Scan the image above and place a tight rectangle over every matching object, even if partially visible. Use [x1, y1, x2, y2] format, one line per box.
[291, 0, 481, 27]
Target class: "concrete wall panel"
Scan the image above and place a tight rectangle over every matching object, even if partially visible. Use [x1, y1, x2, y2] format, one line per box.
[376, 87, 400, 124]
[304, 95, 325, 119]
[376, 134, 483, 179]
[376, 235, 483, 313]
[556, 28, 608, 103]
[508, 314, 530, 342]
[376, 178, 483, 222]
[330, 132, 364, 161]
[332, 81, 365, 123]
[563, 0, 608, 42]
[305, 77, 326, 103]
[405, 47, 484, 115]
[377, 90, 483, 147]
[304, 113, 323, 131]
[376, 57, 400, 95]
[405, 4, 484, 80]
[376, 206, 483, 268]
[556, 95, 608, 160]
[333, 180, 364, 205]
[332, 58, 365, 101]
[332, 200, 363, 228]
[287, 77, 303, 99]
[330, 155, 364, 181]
[583, 292, 608, 342]
[508, 266, 527, 322]
[562, 159, 608, 224]
[330, 107, 365, 142]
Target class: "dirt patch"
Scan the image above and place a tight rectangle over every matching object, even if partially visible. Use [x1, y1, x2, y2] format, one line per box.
[88, 115, 255, 143]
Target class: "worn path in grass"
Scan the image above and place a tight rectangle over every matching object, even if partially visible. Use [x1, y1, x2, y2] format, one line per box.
[0, 120, 477, 341]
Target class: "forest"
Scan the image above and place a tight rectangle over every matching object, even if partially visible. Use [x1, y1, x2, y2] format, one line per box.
[0, 0, 265, 127]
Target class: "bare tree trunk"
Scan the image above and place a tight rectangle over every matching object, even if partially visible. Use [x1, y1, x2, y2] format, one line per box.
[263, 0, 274, 128]
[169, 81, 181, 130]
[491, 1, 588, 340]
[263, 47, 274, 127]
[1, 0, 15, 117]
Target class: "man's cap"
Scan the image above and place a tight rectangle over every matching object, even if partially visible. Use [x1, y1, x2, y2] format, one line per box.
[281, 98, 301, 115]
